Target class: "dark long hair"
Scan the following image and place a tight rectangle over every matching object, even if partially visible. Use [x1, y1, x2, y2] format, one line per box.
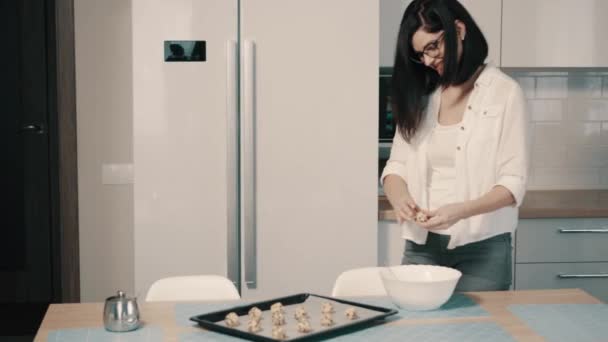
[392, 0, 488, 142]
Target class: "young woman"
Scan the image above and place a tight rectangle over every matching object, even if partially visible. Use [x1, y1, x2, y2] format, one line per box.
[381, 0, 529, 291]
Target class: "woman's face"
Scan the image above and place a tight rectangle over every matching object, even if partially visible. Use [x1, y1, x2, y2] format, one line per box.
[410, 21, 465, 75]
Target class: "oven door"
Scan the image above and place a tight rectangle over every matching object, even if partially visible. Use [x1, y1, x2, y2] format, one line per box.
[379, 69, 394, 162]
[379, 69, 394, 143]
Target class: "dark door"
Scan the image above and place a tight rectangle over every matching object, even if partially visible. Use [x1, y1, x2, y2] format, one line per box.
[0, 0, 54, 335]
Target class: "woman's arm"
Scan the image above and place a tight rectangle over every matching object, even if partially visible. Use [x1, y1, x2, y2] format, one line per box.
[463, 185, 515, 217]
[492, 81, 530, 208]
[381, 128, 421, 223]
[384, 175, 418, 223]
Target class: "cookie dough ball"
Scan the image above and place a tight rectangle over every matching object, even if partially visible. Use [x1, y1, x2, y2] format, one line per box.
[247, 319, 262, 333]
[297, 319, 313, 333]
[320, 313, 334, 327]
[345, 307, 359, 320]
[272, 326, 288, 340]
[270, 302, 285, 314]
[415, 211, 428, 223]
[294, 305, 309, 321]
[248, 307, 262, 321]
[225, 312, 240, 327]
[321, 302, 335, 314]
[271, 311, 286, 326]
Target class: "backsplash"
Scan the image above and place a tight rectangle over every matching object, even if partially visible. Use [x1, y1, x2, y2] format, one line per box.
[506, 69, 608, 190]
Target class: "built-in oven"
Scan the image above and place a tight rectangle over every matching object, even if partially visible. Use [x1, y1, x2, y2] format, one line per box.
[379, 67, 395, 144]
[378, 67, 394, 192]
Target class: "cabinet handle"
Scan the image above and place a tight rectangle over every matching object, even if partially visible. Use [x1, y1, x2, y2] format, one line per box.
[558, 228, 608, 233]
[558, 274, 608, 279]
[20, 124, 45, 134]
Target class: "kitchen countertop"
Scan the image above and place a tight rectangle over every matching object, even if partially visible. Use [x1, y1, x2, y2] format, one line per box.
[379, 190, 608, 221]
[34, 289, 603, 341]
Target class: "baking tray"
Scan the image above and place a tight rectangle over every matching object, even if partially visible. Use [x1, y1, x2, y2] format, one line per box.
[190, 293, 398, 341]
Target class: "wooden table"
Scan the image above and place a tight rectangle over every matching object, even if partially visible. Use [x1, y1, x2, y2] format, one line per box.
[35, 289, 603, 341]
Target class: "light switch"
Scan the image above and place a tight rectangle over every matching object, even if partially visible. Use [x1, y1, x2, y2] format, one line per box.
[102, 163, 134, 185]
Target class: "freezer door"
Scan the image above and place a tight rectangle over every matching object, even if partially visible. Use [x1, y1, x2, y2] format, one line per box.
[133, 0, 239, 297]
[240, 0, 379, 299]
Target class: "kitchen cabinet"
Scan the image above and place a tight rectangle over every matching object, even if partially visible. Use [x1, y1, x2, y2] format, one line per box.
[515, 218, 608, 302]
[380, 0, 501, 67]
[502, 0, 608, 67]
[515, 263, 608, 303]
[133, 0, 378, 300]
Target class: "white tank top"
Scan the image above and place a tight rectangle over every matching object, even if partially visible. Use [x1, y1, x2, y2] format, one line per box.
[427, 123, 459, 227]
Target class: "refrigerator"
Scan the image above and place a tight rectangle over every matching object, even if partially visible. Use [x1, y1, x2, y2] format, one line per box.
[133, 0, 379, 300]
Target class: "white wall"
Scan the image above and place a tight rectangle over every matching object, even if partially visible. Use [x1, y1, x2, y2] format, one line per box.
[74, 0, 134, 301]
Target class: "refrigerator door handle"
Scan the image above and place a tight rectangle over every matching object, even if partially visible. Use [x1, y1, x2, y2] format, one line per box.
[226, 40, 240, 291]
[242, 40, 257, 289]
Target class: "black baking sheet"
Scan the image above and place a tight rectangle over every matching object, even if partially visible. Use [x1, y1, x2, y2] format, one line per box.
[190, 293, 398, 341]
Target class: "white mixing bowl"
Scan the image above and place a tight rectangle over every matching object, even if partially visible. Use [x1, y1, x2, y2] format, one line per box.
[380, 265, 462, 311]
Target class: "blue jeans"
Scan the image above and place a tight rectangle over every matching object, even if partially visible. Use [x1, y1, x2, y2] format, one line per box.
[402, 232, 513, 291]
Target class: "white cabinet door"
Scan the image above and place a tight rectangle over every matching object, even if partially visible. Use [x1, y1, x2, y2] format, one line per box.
[240, 0, 379, 300]
[502, 0, 608, 67]
[378, 221, 405, 266]
[132, 0, 237, 297]
[459, 0, 502, 66]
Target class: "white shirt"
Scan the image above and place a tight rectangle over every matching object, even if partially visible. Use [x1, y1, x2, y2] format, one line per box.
[381, 65, 530, 249]
[427, 123, 458, 235]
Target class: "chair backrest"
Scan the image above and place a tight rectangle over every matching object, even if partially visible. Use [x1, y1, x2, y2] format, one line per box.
[145, 275, 240, 302]
[331, 267, 388, 297]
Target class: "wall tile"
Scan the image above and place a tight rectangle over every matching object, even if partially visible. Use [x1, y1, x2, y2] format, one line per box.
[601, 122, 608, 145]
[601, 168, 608, 187]
[566, 146, 608, 168]
[566, 99, 608, 121]
[528, 100, 563, 121]
[565, 122, 602, 145]
[527, 167, 535, 185]
[534, 122, 564, 146]
[524, 71, 569, 77]
[568, 77, 602, 98]
[529, 122, 536, 145]
[531, 146, 567, 168]
[533, 167, 600, 188]
[536, 77, 568, 99]
[516, 77, 536, 99]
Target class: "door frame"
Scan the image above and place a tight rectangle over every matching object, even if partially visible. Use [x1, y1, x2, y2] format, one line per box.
[48, 0, 80, 303]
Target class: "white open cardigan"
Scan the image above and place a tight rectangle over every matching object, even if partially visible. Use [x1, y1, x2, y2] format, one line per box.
[381, 65, 530, 249]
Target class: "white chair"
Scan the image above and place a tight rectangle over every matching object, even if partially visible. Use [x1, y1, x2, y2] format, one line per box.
[145, 275, 240, 302]
[331, 267, 388, 297]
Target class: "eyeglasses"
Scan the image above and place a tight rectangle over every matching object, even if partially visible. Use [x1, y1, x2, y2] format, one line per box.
[410, 32, 445, 64]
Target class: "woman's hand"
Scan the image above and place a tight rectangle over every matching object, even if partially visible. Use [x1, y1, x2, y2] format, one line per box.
[383, 175, 419, 224]
[389, 192, 419, 224]
[417, 202, 471, 230]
